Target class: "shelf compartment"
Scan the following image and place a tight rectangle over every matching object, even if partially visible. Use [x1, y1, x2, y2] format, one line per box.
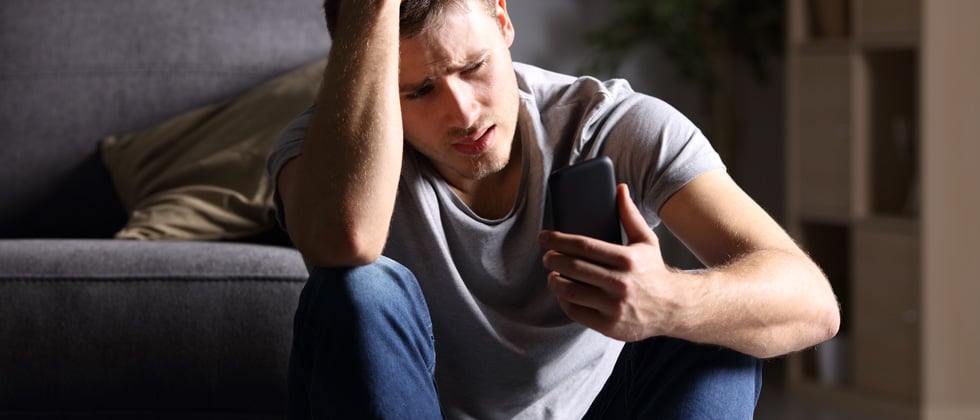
[861, 49, 919, 218]
[857, 0, 920, 43]
[801, 222, 852, 324]
[805, 0, 852, 40]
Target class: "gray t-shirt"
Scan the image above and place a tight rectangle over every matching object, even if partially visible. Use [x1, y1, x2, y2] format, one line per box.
[267, 62, 723, 419]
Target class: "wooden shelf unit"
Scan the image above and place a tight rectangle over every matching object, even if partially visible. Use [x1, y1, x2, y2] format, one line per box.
[785, 1, 980, 418]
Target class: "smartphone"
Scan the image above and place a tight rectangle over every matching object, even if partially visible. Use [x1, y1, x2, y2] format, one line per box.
[547, 156, 623, 245]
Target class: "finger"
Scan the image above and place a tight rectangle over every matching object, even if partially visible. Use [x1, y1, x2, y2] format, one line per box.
[617, 184, 657, 245]
[542, 246, 609, 286]
[538, 230, 625, 269]
[555, 297, 605, 332]
[539, 239, 632, 294]
[548, 272, 614, 324]
[543, 256, 617, 298]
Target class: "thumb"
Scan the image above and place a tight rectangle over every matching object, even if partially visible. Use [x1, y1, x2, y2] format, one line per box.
[617, 184, 656, 245]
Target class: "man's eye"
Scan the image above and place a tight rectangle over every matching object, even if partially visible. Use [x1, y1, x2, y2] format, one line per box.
[464, 59, 488, 74]
[407, 84, 433, 100]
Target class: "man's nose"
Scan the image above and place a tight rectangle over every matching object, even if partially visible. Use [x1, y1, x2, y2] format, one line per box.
[442, 78, 480, 129]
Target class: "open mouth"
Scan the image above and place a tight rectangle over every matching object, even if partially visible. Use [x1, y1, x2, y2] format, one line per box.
[452, 125, 496, 155]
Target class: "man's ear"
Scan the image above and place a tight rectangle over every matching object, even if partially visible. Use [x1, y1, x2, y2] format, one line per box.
[494, 0, 515, 47]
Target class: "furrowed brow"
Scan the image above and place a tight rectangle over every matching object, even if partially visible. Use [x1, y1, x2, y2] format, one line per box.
[398, 49, 490, 93]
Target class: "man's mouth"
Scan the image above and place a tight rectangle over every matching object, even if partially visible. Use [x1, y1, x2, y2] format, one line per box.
[452, 125, 496, 155]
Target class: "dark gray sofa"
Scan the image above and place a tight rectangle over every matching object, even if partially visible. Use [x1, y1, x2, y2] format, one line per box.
[1, 1, 327, 417]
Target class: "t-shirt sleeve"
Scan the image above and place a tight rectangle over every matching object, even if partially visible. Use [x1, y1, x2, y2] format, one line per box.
[266, 106, 314, 231]
[594, 89, 725, 227]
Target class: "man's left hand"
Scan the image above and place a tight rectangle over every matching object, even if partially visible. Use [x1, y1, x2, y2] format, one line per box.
[539, 184, 687, 342]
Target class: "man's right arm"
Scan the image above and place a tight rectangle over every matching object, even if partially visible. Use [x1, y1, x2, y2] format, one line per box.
[278, 0, 403, 267]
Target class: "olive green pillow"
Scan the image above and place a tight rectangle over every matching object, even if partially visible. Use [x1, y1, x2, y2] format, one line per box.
[101, 59, 324, 240]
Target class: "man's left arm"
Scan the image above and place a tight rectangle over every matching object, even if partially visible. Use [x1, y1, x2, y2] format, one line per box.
[539, 169, 840, 359]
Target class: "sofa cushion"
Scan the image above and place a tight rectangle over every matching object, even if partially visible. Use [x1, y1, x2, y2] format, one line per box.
[0, 239, 308, 416]
[0, 0, 330, 238]
[101, 59, 323, 241]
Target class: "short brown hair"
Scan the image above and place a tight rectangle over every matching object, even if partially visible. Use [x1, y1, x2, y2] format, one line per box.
[323, 0, 497, 39]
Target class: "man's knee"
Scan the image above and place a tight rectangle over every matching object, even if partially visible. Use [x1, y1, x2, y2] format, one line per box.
[308, 256, 424, 308]
[630, 337, 762, 419]
[302, 256, 432, 337]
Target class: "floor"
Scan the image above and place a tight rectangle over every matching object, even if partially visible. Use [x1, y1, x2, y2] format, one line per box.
[754, 358, 918, 420]
[756, 384, 873, 420]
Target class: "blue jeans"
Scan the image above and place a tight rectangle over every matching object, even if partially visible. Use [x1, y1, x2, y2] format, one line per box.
[287, 256, 762, 419]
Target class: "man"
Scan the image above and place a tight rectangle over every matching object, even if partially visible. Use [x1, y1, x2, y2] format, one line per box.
[268, 0, 840, 418]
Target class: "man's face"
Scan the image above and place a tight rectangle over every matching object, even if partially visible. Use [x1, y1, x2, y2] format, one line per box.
[397, 0, 520, 188]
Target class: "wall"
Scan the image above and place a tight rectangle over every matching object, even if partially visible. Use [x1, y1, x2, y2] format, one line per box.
[921, 1, 980, 418]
